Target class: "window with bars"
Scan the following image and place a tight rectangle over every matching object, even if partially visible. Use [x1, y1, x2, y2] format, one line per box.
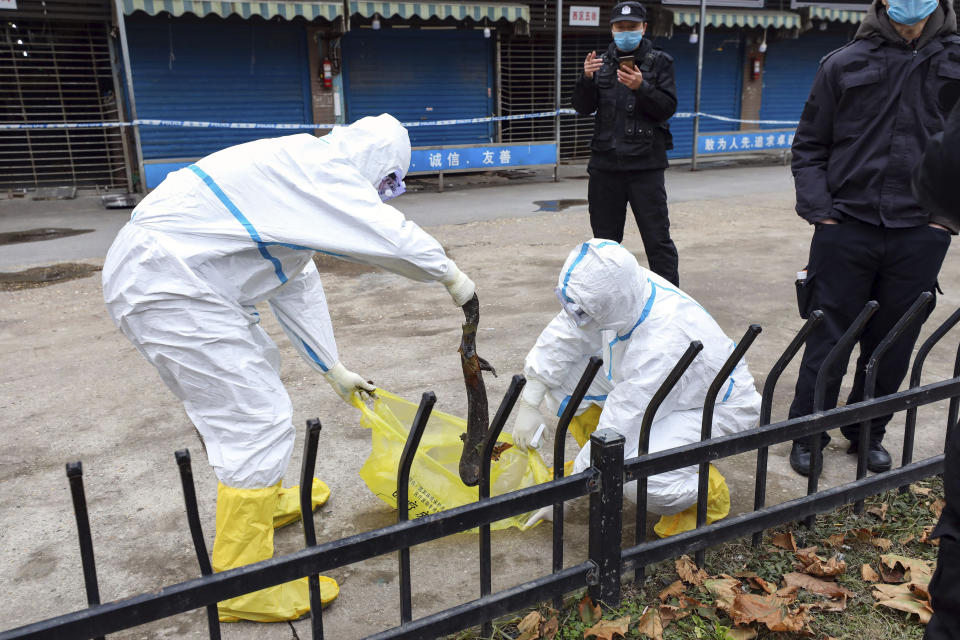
[0, 19, 131, 190]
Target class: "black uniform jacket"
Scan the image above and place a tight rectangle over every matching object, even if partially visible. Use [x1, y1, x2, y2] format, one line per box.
[572, 38, 678, 171]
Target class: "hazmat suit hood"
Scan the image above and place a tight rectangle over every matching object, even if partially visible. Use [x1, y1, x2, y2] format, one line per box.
[324, 113, 412, 186]
[557, 240, 649, 334]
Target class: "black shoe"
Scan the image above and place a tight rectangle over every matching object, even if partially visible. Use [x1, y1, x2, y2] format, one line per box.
[790, 440, 824, 477]
[846, 440, 892, 473]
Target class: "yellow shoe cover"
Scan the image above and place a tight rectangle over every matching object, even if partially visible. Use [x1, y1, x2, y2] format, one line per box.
[570, 404, 603, 448]
[273, 478, 331, 529]
[653, 465, 731, 538]
[213, 482, 339, 623]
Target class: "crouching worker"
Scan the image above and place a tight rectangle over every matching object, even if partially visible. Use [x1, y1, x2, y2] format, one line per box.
[511, 240, 761, 536]
[102, 114, 476, 622]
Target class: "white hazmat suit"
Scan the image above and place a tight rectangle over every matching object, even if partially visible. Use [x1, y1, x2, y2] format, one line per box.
[514, 240, 761, 531]
[102, 114, 474, 621]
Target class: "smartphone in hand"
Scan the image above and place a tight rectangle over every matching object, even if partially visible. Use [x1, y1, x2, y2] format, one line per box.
[619, 55, 636, 71]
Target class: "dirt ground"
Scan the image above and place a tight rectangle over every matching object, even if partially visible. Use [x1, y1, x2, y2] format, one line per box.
[1, 175, 958, 639]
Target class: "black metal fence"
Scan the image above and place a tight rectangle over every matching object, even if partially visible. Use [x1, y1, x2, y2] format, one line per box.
[3, 296, 960, 640]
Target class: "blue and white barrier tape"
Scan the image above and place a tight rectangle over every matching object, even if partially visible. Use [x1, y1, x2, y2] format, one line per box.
[0, 110, 800, 130]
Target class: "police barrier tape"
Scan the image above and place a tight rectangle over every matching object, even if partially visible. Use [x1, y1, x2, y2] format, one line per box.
[0, 110, 800, 130]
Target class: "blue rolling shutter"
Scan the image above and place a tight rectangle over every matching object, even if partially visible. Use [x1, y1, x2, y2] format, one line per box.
[125, 15, 312, 160]
[759, 30, 852, 128]
[654, 32, 744, 159]
[342, 29, 493, 147]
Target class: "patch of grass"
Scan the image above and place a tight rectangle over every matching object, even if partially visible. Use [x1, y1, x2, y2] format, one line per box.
[450, 477, 944, 640]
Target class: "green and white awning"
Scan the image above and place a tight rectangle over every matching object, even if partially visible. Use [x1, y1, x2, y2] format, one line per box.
[348, 1, 529, 22]
[122, 0, 343, 20]
[807, 5, 866, 24]
[672, 8, 801, 29]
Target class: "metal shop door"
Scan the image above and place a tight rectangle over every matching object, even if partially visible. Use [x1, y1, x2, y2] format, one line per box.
[0, 20, 131, 190]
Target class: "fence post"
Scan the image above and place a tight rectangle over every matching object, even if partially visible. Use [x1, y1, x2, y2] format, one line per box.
[66, 461, 105, 640]
[588, 429, 624, 607]
[300, 419, 324, 639]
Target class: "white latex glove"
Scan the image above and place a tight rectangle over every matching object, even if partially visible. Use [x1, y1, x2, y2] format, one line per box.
[523, 502, 570, 529]
[440, 260, 476, 307]
[524, 505, 554, 529]
[512, 378, 549, 452]
[324, 362, 376, 403]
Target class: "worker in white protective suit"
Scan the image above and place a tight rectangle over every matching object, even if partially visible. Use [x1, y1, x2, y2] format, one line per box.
[512, 239, 761, 536]
[102, 114, 476, 622]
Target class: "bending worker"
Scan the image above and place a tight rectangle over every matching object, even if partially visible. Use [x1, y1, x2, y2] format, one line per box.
[511, 240, 761, 535]
[102, 114, 476, 622]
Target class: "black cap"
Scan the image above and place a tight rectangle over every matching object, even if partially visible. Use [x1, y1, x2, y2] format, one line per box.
[611, 1, 647, 23]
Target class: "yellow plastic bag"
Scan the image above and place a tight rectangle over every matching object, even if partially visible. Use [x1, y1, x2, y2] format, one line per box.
[356, 390, 552, 531]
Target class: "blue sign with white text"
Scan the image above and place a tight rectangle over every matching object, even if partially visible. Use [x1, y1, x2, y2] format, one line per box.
[408, 144, 557, 173]
[697, 130, 795, 155]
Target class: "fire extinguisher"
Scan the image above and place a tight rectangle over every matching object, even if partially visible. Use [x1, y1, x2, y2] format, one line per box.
[323, 58, 333, 89]
[751, 57, 762, 80]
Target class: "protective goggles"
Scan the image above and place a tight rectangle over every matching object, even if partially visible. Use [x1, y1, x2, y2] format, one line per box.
[378, 171, 406, 201]
[555, 287, 592, 326]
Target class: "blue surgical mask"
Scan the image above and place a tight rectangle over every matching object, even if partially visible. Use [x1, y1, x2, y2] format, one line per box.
[887, 0, 939, 26]
[613, 30, 643, 52]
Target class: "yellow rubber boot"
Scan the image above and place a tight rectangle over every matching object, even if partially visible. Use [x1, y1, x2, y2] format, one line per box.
[273, 478, 331, 529]
[653, 465, 731, 538]
[213, 483, 339, 622]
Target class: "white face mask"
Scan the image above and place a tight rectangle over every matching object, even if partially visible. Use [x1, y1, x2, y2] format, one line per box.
[378, 171, 406, 201]
[555, 286, 593, 327]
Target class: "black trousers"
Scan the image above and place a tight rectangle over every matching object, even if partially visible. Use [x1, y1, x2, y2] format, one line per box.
[926, 428, 960, 640]
[587, 167, 680, 286]
[788, 219, 950, 444]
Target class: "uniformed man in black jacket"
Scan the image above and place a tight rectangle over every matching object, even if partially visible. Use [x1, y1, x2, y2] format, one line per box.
[788, 0, 960, 477]
[914, 99, 960, 640]
[572, 0, 680, 286]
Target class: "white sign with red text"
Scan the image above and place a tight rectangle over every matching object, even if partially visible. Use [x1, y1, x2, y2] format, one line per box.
[569, 6, 600, 26]
[0, 0, 18, 9]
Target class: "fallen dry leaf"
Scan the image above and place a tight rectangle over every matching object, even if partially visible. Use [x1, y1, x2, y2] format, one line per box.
[849, 528, 876, 542]
[730, 593, 811, 633]
[658, 580, 685, 602]
[783, 572, 855, 599]
[795, 550, 847, 578]
[872, 583, 934, 624]
[881, 554, 934, 582]
[676, 555, 708, 586]
[901, 534, 916, 545]
[870, 537, 894, 551]
[867, 502, 889, 521]
[919, 525, 940, 546]
[658, 604, 690, 627]
[931, 499, 946, 519]
[747, 576, 778, 595]
[705, 578, 742, 613]
[774, 585, 800, 604]
[772, 531, 798, 552]
[862, 563, 882, 582]
[723, 626, 758, 640]
[825, 533, 847, 548]
[578, 595, 602, 626]
[584, 615, 631, 640]
[635, 608, 663, 640]
[543, 614, 559, 640]
[911, 484, 933, 497]
[910, 581, 931, 601]
[517, 611, 544, 640]
[816, 595, 849, 612]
